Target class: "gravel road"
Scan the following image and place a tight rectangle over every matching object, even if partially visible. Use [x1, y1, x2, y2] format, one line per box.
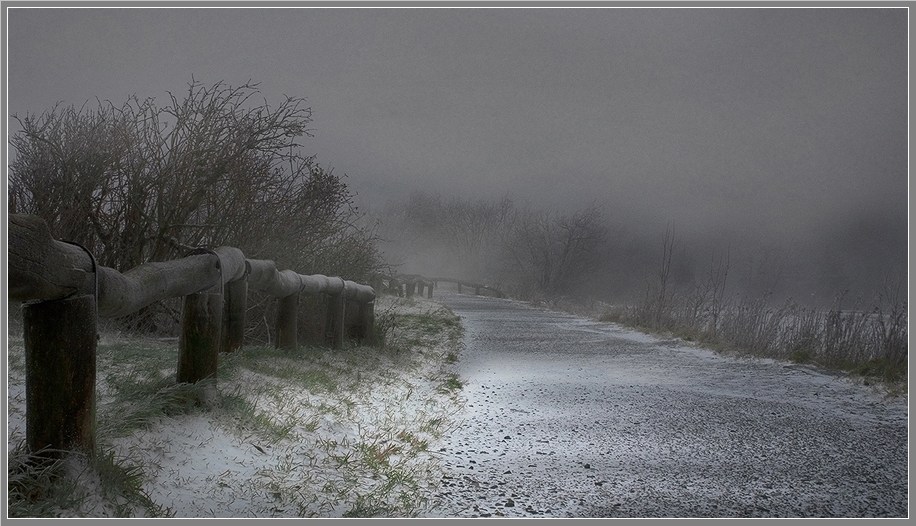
[422, 292, 908, 518]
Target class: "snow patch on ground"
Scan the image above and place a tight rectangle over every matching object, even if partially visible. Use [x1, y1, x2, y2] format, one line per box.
[7, 296, 463, 518]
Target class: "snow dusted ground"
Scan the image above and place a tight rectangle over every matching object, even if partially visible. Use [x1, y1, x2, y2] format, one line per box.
[7, 292, 909, 518]
[423, 291, 908, 518]
[7, 296, 464, 518]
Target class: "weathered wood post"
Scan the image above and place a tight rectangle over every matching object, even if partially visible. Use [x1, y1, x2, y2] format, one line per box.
[221, 277, 247, 353]
[326, 291, 347, 349]
[23, 295, 97, 455]
[360, 301, 376, 344]
[177, 291, 223, 402]
[344, 298, 362, 340]
[298, 293, 327, 345]
[276, 292, 299, 351]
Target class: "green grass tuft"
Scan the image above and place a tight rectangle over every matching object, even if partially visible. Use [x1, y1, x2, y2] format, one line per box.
[438, 373, 464, 394]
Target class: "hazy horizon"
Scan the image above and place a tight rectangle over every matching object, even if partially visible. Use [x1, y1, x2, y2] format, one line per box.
[6, 6, 908, 301]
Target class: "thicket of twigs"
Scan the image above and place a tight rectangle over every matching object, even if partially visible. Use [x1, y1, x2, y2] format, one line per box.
[10, 80, 384, 335]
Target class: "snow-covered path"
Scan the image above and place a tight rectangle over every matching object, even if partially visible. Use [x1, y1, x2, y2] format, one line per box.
[424, 292, 908, 518]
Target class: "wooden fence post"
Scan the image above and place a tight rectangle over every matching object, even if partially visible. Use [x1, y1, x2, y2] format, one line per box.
[326, 291, 347, 349]
[344, 299, 362, 340]
[221, 277, 247, 353]
[360, 301, 376, 344]
[177, 292, 223, 399]
[23, 295, 97, 455]
[298, 293, 327, 346]
[276, 292, 299, 351]
[343, 300, 375, 344]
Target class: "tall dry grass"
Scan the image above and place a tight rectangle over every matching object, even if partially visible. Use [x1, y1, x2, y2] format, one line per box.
[601, 285, 907, 384]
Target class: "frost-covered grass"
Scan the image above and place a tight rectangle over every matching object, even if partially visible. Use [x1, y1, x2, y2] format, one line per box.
[7, 296, 465, 518]
[599, 287, 907, 389]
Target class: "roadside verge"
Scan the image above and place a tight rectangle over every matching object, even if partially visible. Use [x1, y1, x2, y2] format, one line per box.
[7, 296, 464, 518]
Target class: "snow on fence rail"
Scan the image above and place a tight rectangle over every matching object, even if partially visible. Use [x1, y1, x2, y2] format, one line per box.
[9, 213, 376, 455]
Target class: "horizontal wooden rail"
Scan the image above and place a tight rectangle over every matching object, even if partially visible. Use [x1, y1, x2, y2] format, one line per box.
[10, 214, 375, 316]
[246, 259, 376, 303]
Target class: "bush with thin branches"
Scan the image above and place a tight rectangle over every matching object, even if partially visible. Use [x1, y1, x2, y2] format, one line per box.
[10, 80, 383, 334]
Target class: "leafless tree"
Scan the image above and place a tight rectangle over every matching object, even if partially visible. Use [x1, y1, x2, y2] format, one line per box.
[649, 223, 676, 327]
[703, 247, 730, 338]
[380, 191, 514, 281]
[10, 80, 382, 332]
[502, 205, 608, 299]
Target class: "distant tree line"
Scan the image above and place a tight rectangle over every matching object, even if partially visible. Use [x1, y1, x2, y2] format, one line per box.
[10, 80, 382, 334]
[378, 191, 609, 301]
[379, 191, 906, 381]
[380, 191, 906, 305]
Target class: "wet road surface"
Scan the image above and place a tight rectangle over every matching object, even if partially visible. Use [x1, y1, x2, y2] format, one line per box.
[423, 292, 908, 518]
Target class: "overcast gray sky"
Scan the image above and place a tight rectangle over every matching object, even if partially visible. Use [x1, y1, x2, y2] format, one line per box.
[6, 7, 908, 244]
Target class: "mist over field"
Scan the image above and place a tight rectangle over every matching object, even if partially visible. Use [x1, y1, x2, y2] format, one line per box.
[371, 191, 906, 307]
[7, 6, 907, 331]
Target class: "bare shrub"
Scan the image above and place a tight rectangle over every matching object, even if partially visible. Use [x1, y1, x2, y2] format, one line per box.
[10, 80, 384, 335]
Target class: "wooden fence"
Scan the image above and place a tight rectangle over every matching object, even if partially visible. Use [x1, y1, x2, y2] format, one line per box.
[371, 273, 504, 299]
[9, 213, 377, 455]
